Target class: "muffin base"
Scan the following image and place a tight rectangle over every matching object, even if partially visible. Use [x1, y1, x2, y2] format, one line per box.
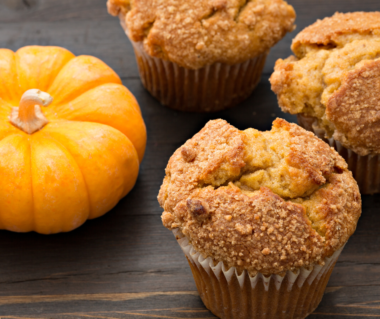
[174, 229, 342, 319]
[131, 42, 267, 112]
[297, 114, 380, 194]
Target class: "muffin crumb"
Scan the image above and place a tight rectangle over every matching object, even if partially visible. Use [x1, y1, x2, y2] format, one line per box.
[181, 146, 197, 162]
[187, 199, 210, 221]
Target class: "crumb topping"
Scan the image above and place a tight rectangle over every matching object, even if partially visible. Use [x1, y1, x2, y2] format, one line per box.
[291, 12, 380, 58]
[270, 12, 380, 155]
[107, 0, 295, 69]
[326, 59, 380, 155]
[159, 119, 361, 275]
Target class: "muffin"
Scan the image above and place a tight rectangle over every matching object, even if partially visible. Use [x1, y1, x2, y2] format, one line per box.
[158, 119, 361, 319]
[107, 0, 296, 112]
[270, 12, 380, 193]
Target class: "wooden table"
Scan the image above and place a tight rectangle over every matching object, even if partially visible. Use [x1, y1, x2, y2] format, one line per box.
[0, 0, 379, 318]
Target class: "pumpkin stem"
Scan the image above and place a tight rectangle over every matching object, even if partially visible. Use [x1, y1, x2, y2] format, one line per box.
[9, 89, 53, 134]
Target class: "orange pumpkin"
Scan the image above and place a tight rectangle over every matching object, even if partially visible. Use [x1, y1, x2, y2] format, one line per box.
[0, 46, 146, 234]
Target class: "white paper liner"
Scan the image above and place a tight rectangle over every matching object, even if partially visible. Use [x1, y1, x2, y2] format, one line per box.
[297, 114, 380, 194]
[173, 229, 343, 319]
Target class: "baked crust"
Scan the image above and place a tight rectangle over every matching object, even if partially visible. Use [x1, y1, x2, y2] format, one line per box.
[159, 119, 361, 276]
[270, 11, 380, 155]
[326, 59, 380, 155]
[292, 12, 380, 57]
[107, 0, 295, 69]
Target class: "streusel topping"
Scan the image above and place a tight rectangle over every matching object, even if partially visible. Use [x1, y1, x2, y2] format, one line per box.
[159, 119, 361, 275]
[108, 0, 295, 69]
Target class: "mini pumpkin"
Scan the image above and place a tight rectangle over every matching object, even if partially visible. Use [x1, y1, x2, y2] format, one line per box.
[0, 46, 147, 234]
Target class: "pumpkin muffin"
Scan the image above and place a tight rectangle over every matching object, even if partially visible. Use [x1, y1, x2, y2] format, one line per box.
[107, 0, 296, 112]
[159, 119, 361, 319]
[270, 12, 380, 193]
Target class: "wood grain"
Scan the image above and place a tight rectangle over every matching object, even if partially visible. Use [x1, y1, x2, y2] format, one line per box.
[0, 0, 379, 318]
[0, 291, 199, 305]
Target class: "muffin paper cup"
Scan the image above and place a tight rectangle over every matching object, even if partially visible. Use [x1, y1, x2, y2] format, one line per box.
[173, 229, 343, 319]
[118, 14, 267, 112]
[297, 114, 380, 194]
[132, 42, 267, 112]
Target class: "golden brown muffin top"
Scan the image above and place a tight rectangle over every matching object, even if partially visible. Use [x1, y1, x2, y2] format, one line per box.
[159, 119, 361, 276]
[107, 0, 295, 69]
[292, 12, 380, 57]
[270, 12, 380, 156]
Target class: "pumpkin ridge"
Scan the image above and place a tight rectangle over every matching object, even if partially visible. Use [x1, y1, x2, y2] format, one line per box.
[47, 118, 141, 164]
[30, 133, 91, 233]
[0, 133, 13, 230]
[46, 90, 146, 162]
[42, 51, 75, 92]
[28, 136, 35, 232]
[47, 118, 135, 145]
[48, 83, 142, 115]
[15, 46, 75, 94]
[0, 49, 21, 105]
[0, 133, 34, 232]
[48, 83, 121, 108]
[41, 133, 92, 221]
[43, 120, 138, 219]
[47, 55, 122, 106]
[48, 82, 124, 108]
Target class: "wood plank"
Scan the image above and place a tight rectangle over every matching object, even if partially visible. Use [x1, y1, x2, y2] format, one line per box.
[0, 0, 110, 22]
[0, 285, 379, 318]
[0, 292, 199, 305]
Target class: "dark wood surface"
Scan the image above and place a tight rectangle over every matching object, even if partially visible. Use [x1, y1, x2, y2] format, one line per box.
[0, 0, 380, 318]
